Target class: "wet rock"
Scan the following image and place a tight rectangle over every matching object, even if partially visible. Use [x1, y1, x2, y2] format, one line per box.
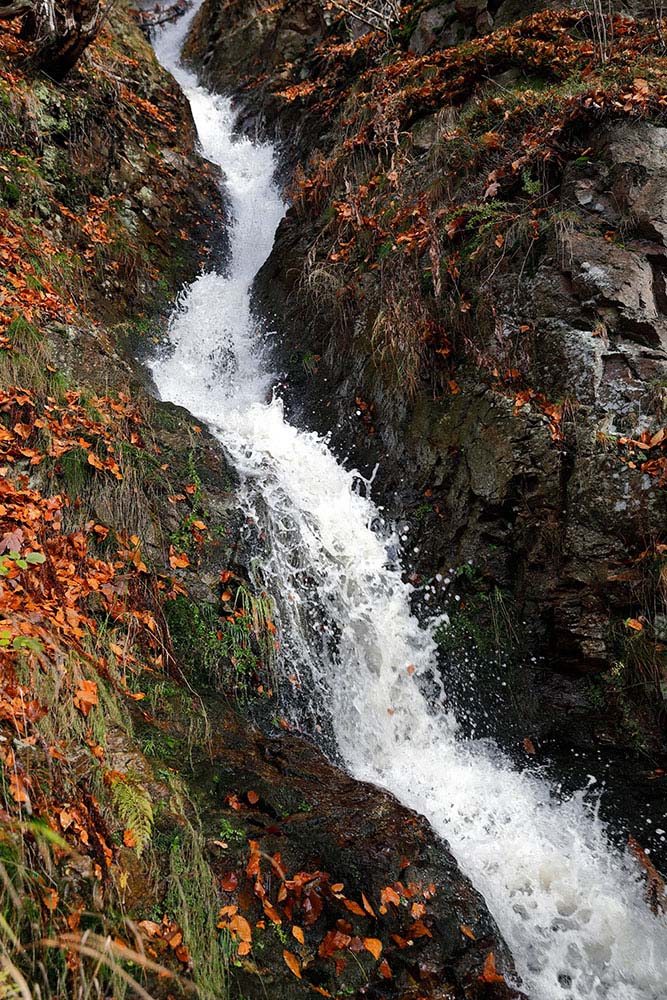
[137, 184, 158, 208]
[412, 113, 442, 152]
[184, 0, 326, 118]
[492, 67, 522, 88]
[182, 702, 527, 1000]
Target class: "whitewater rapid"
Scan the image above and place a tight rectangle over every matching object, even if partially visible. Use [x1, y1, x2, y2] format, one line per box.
[151, 10, 667, 999]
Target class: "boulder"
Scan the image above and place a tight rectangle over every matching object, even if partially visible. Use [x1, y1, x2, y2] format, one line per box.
[184, 701, 527, 1000]
[409, 5, 450, 55]
[606, 122, 667, 247]
[567, 232, 666, 349]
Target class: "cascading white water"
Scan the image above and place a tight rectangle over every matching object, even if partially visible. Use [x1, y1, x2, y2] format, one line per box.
[151, 11, 667, 999]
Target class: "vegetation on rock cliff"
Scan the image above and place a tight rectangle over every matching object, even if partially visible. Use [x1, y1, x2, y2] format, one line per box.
[0, 4, 525, 999]
[185, 0, 667, 752]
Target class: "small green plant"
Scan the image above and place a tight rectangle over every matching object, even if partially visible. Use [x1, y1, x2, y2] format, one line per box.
[218, 818, 245, 846]
[302, 350, 320, 375]
[521, 169, 541, 197]
[165, 827, 230, 998]
[376, 240, 394, 261]
[0, 550, 46, 574]
[453, 561, 478, 582]
[169, 450, 208, 553]
[0, 630, 44, 654]
[111, 771, 154, 857]
[413, 502, 433, 521]
[271, 922, 289, 947]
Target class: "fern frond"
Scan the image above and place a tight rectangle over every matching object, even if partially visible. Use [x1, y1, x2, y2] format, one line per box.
[112, 772, 153, 858]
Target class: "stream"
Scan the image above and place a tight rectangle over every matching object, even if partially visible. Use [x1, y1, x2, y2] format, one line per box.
[151, 8, 667, 998]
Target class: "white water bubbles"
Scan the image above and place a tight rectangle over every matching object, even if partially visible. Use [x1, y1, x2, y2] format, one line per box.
[152, 6, 283, 421]
[150, 9, 667, 1000]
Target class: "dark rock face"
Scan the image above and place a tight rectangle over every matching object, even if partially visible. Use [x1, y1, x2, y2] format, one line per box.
[255, 126, 667, 744]
[180, 0, 667, 762]
[184, 0, 667, 796]
[183, 0, 327, 142]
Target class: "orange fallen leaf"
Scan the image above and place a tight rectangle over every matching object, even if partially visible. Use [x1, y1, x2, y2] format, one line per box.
[169, 546, 190, 569]
[318, 930, 351, 958]
[9, 772, 30, 805]
[460, 923, 476, 940]
[283, 949, 302, 979]
[73, 679, 98, 717]
[379, 959, 392, 979]
[247, 790, 259, 805]
[138, 920, 162, 937]
[410, 919, 432, 938]
[43, 887, 59, 911]
[228, 914, 252, 943]
[380, 886, 401, 907]
[343, 898, 365, 917]
[479, 952, 505, 984]
[363, 937, 382, 960]
[263, 898, 282, 924]
[123, 829, 137, 848]
[292, 925, 305, 945]
[391, 933, 409, 948]
[175, 944, 191, 963]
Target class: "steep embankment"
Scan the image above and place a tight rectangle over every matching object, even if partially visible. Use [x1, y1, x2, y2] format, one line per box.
[0, 5, 525, 1000]
[185, 0, 667, 759]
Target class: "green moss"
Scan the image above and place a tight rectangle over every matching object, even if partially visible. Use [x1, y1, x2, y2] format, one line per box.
[165, 829, 230, 1000]
[6, 314, 42, 347]
[1, 179, 20, 206]
[56, 445, 93, 494]
[164, 594, 259, 693]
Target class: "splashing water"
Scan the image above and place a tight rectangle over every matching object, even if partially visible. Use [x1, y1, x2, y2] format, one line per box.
[151, 11, 667, 999]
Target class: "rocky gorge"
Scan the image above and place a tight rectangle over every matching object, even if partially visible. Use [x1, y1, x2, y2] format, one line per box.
[0, 3, 531, 1000]
[1, 2, 667, 1000]
[185, 0, 667, 763]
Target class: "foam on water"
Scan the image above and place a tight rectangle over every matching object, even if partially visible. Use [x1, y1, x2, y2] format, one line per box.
[151, 11, 667, 998]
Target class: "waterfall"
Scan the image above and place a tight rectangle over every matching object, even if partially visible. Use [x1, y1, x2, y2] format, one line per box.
[151, 10, 667, 998]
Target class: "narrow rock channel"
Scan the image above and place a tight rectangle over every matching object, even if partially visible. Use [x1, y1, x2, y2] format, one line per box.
[150, 6, 667, 999]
